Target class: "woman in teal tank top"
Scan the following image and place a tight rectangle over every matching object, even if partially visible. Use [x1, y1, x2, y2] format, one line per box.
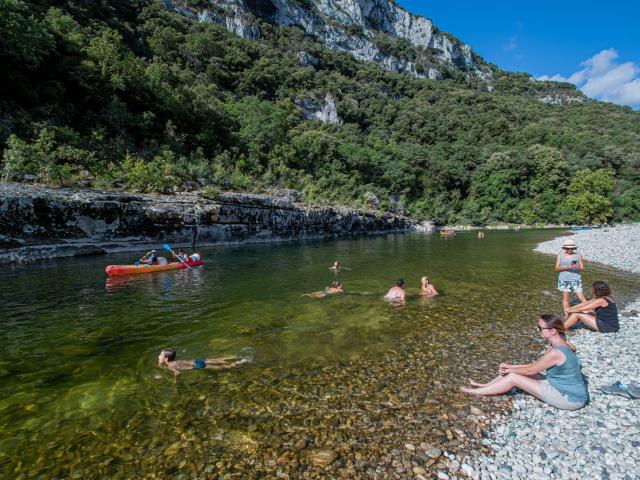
[461, 314, 588, 410]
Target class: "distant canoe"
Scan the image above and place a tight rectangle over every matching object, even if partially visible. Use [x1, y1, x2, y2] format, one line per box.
[570, 227, 593, 231]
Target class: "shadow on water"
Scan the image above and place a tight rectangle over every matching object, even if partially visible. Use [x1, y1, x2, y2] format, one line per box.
[1, 230, 639, 478]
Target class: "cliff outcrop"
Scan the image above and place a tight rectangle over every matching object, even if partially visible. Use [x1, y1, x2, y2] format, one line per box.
[163, 0, 490, 81]
[0, 183, 416, 263]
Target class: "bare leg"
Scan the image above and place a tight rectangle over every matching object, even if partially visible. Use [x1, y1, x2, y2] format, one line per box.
[576, 291, 587, 304]
[461, 373, 544, 400]
[205, 357, 250, 370]
[562, 291, 570, 313]
[469, 372, 543, 387]
[206, 356, 241, 365]
[564, 313, 598, 331]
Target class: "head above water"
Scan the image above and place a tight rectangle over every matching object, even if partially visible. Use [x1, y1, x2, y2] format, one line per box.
[421, 276, 429, 284]
[333, 261, 340, 267]
[397, 278, 405, 288]
[159, 348, 176, 363]
[332, 280, 342, 288]
[591, 280, 611, 298]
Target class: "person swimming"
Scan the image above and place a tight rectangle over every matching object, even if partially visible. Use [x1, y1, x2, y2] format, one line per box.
[384, 278, 406, 304]
[157, 348, 251, 377]
[420, 276, 439, 298]
[304, 281, 344, 298]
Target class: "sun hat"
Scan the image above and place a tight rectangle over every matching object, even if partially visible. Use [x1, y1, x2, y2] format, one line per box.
[562, 239, 577, 249]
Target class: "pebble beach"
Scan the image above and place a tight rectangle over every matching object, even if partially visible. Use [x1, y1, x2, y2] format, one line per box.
[460, 225, 640, 480]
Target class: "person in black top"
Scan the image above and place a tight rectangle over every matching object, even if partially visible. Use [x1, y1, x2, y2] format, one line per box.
[564, 280, 619, 333]
[141, 249, 159, 266]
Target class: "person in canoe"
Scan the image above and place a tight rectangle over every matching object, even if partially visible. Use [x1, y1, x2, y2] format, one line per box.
[141, 249, 158, 265]
[384, 279, 406, 304]
[157, 348, 251, 376]
[420, 276, 439, 298]
[172, 248, 189, 263]
[304, 281, 344, 298]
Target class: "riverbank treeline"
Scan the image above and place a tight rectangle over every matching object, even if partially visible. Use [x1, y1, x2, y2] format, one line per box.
[2, 0, 639, 224]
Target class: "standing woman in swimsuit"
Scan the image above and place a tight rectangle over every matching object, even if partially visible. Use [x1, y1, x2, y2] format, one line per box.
[555, 239, 587, 314]
[564, 280, 619, 333]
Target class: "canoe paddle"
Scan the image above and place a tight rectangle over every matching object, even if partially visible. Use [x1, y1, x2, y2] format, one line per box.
[134, 250, 152, 266]
[162, 244, 193, 269]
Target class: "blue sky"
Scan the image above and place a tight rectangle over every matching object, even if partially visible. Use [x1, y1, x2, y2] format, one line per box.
[396, 1, 640, 108]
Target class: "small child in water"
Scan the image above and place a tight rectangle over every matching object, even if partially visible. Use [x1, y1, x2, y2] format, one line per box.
[157, 348, 251, 376]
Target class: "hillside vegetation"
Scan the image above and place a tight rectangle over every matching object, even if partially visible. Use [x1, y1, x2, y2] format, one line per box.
[1, 0, 639, 224]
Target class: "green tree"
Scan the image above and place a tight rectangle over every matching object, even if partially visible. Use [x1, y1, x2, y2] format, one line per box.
[565, 169, 614, 224]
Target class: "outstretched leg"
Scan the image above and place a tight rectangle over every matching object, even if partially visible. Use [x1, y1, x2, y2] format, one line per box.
[461, 373, 544, 400]
[564, 313, 598, 331]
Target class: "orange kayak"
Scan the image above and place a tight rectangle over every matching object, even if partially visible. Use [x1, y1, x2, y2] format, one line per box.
[105, 259, 204, 276]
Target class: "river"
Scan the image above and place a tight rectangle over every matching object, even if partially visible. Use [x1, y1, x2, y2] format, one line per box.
[1, 230, 638, 478]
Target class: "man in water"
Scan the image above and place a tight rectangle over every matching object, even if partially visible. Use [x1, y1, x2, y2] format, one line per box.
[420, 276, 439, 298]
[157, 348, 251, 376]
[304, 281, 344, 298]
[384, 279, 406, 304]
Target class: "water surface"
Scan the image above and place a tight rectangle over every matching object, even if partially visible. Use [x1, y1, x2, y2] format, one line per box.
[1, 230, 638, 478]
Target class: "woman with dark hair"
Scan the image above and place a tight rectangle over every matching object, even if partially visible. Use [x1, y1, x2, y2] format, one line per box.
[564, 280, 619, 333]
[461, 314, 588, 410]
[384, 278, 406, 304]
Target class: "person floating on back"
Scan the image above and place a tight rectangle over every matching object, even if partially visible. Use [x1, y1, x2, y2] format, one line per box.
[304, 281, 344, 298]
[461, 314, 588, 410]
[564, 280, 619, 333]
[420, 276, 439, 298]
[555, 239, 587, 313]
[157, 348, 251, 377]
[384, 278, 406, 304]
[329, 260, 341, 271]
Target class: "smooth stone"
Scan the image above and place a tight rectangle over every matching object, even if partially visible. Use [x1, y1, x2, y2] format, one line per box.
[308, 449, 339, 466]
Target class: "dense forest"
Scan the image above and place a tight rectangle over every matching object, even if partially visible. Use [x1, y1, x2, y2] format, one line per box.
[1, 0, 639, 224]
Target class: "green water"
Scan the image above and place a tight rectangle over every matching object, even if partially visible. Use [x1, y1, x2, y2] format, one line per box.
[1, 231, 638, 478]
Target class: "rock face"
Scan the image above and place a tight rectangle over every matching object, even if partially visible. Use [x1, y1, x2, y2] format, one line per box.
[295, 93, 341, 124]
[162, 0, 490, 80]
[0, 183, 415, 263]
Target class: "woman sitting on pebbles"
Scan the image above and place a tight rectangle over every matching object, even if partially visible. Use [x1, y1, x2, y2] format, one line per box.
[461, 314, 589, 410]
[564, 280, 619, 333]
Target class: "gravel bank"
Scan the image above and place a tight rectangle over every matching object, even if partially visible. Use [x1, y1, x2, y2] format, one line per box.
[461, 225, 640, 480]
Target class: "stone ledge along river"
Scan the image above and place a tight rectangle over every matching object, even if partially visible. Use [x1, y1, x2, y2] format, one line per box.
[1, 230, 639, 479]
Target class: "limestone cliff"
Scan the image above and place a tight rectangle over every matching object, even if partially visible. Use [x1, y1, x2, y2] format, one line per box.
[163, 0, 490, 81]
[0, 183, 416, 263]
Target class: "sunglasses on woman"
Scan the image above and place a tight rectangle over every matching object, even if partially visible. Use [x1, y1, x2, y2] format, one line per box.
[537, 325, 554, 332]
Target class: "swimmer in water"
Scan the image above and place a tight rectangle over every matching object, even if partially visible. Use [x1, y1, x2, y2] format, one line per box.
[329, 261, 351, 272]
[384, 278, 406, 304]
[157, 348, 251, 376]
[420, 276, 439, 298]
[304, 281, 344, 298]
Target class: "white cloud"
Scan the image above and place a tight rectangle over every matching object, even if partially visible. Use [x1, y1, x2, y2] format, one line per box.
[538, 49, 640, 108]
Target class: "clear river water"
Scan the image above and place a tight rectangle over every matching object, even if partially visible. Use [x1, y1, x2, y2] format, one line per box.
[1, 230, 638, 479]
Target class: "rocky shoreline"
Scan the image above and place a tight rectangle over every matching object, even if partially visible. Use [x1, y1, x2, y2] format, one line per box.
[461, 224, 640, 480]
[0, 183, 417, 264]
